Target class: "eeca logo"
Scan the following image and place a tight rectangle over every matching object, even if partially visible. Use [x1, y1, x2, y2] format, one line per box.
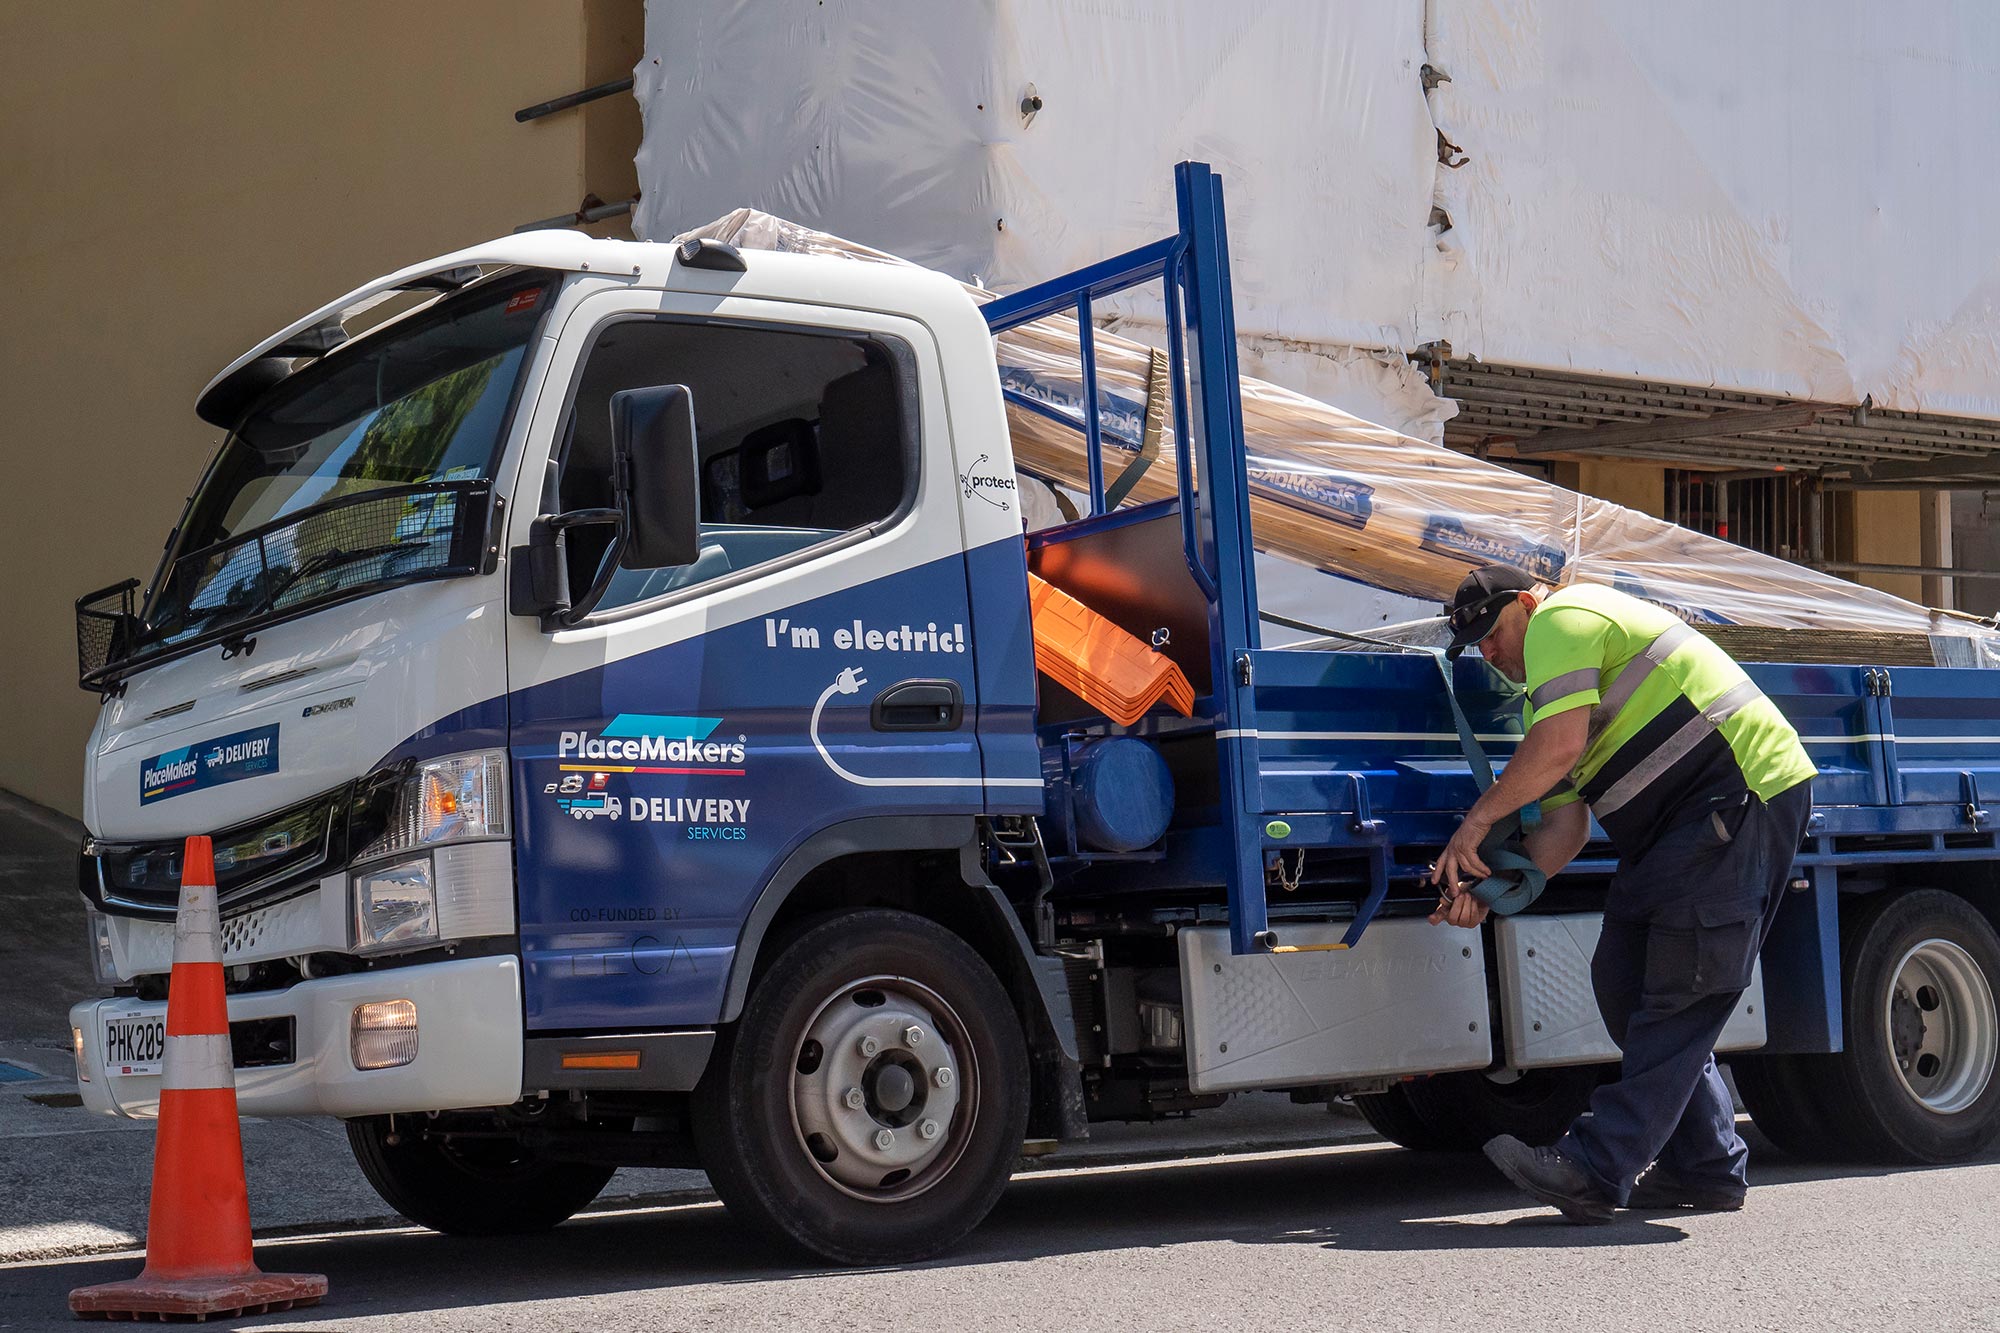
[557, 715, 747, 774]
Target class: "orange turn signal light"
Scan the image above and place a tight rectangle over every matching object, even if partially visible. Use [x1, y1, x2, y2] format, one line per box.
[560, 1050, 641, 1070]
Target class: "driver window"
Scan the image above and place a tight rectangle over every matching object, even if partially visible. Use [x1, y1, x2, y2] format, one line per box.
[556, 319, 915, 612]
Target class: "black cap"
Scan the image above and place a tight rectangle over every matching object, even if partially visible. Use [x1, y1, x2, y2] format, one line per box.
[1444, 565, 1536, 659]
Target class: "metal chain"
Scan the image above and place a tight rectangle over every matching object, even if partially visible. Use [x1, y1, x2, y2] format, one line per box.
[1269, 848, 1305, 893]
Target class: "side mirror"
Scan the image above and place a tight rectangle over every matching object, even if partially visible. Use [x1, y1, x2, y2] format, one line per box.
[507, 515, 574, 621]
[609, 384, 701, 571]
[506, 508, 619, 625]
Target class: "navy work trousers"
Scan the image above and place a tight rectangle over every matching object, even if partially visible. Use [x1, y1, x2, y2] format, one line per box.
[1560, 780, 1814, 1204]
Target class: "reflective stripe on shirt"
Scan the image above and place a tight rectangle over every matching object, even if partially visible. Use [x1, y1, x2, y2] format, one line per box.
[1589, 620, 1696, 742]
[1529, 667, 1601, 708]
[1593, 678, 1765, 816]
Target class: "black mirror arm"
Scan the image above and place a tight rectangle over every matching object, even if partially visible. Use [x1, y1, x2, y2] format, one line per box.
[547, 510, 626, 629]
[542, 507, 622, 533]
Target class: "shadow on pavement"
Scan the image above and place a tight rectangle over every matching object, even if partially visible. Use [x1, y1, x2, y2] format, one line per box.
[18, 1136, 1993, 1329]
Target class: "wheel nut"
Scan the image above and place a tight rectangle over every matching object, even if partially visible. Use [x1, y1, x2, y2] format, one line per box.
[858, 1035, 880, 1058]
[934, 1066, 954, 1088]
[874, 1128, 895, 1151]
[919, 1119, 940, 1140]
[904, 1025, 925, 1047]
[843, 1086, 865, 1110]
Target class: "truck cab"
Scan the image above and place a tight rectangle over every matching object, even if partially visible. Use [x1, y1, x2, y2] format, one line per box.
[72, 223, 1051, 1253]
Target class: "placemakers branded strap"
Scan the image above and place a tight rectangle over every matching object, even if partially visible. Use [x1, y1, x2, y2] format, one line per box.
[1433, 652, 1547, 917]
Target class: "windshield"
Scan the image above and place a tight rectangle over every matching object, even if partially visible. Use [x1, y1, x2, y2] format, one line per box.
[143, 274, 553, 649]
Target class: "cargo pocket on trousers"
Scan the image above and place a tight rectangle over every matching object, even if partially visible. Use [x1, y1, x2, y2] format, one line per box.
[1689, 899, 1764, 996]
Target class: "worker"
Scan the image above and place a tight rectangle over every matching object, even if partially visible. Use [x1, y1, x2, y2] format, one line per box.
[1431, 565, 1816, 1223]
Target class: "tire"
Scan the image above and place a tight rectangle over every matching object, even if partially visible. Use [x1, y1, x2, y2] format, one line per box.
[691, 909, 1031, 1265]
[1356, 1065, 1602, 1152]
[1814, 889, 2000, 1163]
[1728, 1053, 1854, 1160]
[1350, 1084, 1459, 1150]
[345, 1116, 615, 1235]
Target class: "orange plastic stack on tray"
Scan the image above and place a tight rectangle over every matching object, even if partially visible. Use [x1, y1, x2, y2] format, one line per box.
[1027, 573, 1196, 726]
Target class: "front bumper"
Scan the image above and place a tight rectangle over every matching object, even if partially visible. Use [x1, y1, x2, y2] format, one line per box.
[70, 955, 523, 1120]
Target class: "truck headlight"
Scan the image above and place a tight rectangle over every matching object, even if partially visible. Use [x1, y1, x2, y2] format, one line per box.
[352, 858, 439, 954]
[353, 749, 507, 864]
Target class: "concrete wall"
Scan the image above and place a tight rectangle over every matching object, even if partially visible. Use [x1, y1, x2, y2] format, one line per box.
[0, 1, 642, 819]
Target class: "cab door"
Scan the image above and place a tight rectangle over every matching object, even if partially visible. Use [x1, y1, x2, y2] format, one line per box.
[503, 286, 986, 1030]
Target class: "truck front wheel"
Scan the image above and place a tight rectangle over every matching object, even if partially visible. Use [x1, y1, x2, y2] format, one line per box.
[692, 909, 1031, 1265]
[344, 1116, 615, 1235]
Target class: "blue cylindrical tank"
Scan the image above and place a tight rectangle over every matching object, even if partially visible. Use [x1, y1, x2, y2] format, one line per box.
[1042, 737, 1175, 853]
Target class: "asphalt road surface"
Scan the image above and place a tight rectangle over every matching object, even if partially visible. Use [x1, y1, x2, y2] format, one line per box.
[5, 1133, 1996, 1333]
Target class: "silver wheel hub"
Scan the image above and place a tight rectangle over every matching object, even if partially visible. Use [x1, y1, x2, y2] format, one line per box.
[792, 977, 970, 1199]
[1885, 938, 1998, 1115]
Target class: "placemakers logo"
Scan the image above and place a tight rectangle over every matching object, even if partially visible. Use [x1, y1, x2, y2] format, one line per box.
[139, 723, 279, 803]
[555, 715, 747, 775]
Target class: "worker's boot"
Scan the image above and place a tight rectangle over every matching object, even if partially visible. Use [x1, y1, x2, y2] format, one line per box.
[1482, 1135, 1616, 1224]
[1625, 1166, 1746, 1212]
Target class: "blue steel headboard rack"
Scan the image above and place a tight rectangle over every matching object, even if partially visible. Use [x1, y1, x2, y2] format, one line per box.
[982, 161, 1272, 956]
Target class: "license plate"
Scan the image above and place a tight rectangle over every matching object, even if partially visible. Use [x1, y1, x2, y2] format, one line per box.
[102, 1012, 166, 1076]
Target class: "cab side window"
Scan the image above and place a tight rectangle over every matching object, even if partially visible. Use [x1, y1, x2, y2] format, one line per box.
[555, 320, 915, 611]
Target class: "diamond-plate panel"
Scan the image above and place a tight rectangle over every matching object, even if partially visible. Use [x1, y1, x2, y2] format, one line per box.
[1178, 920, 1491, 1093]
[1495, 914, 1767, 1069]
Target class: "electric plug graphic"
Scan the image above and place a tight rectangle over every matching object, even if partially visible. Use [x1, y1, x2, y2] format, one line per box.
[834, 666, 868, 696]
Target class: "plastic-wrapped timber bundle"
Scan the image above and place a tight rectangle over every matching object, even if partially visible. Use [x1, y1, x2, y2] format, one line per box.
[682, 208, 2000, 666]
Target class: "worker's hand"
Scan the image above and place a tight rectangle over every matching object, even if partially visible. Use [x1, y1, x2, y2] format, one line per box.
[1430, 815, 1493, 891]
[1429, 891, 1491, 929]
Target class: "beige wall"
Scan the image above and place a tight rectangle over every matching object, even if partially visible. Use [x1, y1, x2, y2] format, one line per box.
[0, 1, 642, 818]
[1850, 490, 1925, 603]
[1575, 460, 1663, 519]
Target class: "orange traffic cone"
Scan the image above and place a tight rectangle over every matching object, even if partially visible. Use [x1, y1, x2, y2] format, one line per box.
[70, 836, 328, 1321]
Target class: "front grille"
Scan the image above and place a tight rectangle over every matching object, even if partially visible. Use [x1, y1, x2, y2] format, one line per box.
[83, 788, 346, 918]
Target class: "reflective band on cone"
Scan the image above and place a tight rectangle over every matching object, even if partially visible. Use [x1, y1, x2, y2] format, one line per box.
[69, 835, 328, 1321]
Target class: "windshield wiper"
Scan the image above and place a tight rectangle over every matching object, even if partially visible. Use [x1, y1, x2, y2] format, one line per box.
[263, 540, 413, 607]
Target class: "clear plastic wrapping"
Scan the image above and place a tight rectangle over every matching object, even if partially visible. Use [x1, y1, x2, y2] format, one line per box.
[683, 209, 2000, 662]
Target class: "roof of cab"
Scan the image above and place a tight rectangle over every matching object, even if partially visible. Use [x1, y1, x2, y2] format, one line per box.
[194, 228, 977, 429]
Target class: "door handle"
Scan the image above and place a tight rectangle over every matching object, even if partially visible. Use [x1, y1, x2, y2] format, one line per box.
[871, 679, 963, 731]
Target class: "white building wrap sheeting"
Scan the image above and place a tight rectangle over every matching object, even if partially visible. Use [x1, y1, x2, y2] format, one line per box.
[633, 1, 2000, 438]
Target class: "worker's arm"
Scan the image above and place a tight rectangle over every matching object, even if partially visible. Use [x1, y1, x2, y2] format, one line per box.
[1430, 794, 1591, 928]
[1430, 705, 1588, 891]
[1524, 795, 1591, 877]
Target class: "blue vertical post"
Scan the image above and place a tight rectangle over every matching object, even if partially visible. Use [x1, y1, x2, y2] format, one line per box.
[1175, 161, 1269, 954]
[1078, 293, 1105, 514]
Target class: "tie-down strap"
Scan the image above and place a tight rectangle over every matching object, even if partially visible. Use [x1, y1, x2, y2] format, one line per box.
[1434, 652, 1547, 916]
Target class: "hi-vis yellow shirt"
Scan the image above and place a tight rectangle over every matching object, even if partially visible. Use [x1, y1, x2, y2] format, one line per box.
[1522, 584, 1815, 854]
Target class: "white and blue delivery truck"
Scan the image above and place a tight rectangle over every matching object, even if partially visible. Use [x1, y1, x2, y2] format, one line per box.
[68, 164, 2000, 1264]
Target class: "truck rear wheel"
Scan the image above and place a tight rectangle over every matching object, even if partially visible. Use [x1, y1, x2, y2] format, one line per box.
[345, 1116, 615, 1235]
[692, 909, 1031, 1265]
[1814, 890, 2000, 1162]
[1355, 1065, 1600, 1151]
